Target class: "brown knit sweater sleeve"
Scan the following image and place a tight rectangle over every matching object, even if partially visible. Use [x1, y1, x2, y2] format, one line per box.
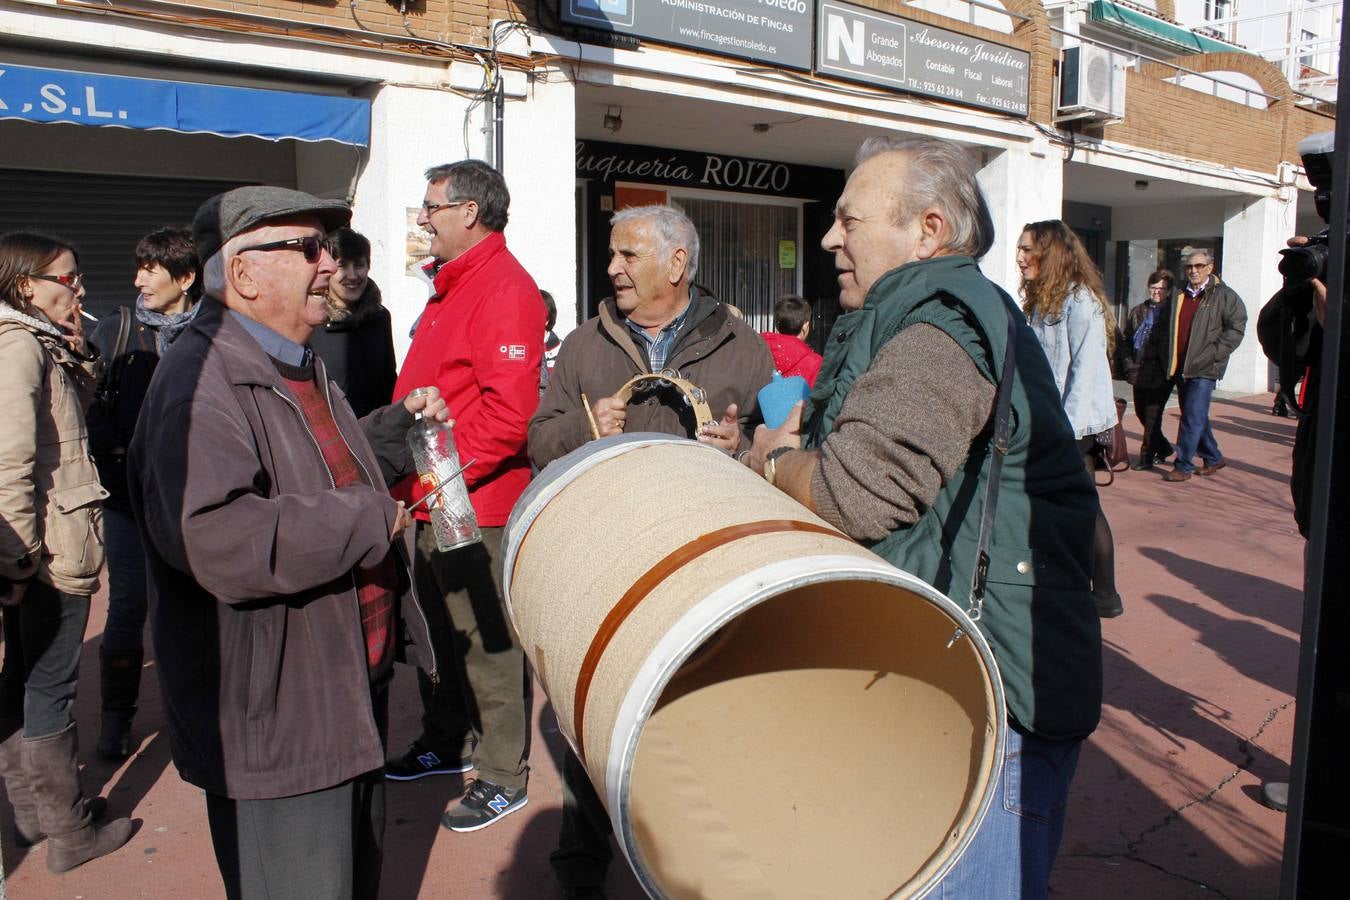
[811, 323, 996, 542]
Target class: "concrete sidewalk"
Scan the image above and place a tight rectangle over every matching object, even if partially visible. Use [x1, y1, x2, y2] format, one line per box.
[0, 394, 1303, 899]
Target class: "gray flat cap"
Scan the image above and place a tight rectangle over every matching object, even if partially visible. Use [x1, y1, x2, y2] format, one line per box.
[194, 186, 351, 262]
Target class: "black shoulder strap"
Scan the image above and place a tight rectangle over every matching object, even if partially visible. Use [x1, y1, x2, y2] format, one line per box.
[951, 304, 1019, 645]
[94, 306, 133, 411]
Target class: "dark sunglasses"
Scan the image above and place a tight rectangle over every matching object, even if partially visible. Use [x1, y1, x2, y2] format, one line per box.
[239, 236, 324, 263]
[28, 272, 84, 290]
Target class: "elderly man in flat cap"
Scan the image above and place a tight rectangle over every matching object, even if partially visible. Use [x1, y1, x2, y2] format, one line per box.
[128, 187, 444, 899]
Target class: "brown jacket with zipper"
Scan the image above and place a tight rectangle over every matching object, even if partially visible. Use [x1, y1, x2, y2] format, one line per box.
[128, 298, 435, 800]
[0, 311, 107, 596]
[529, 291, 776, 468]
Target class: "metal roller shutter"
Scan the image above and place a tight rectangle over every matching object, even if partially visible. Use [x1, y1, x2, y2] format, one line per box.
[0, 169, 251, 320]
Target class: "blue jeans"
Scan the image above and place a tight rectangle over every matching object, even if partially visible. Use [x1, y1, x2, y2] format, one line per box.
[102, 507, 149, 656]
[937, 724, 1082, 900]
[1173, 376, 1222, 473]
[0, 581, 92, 738]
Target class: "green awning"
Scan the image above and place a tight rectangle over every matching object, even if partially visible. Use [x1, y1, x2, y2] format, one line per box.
[1089, 1, 1246, 55]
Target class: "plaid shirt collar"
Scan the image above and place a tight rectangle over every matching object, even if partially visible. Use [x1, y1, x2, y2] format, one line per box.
[624, 300, 692, 373]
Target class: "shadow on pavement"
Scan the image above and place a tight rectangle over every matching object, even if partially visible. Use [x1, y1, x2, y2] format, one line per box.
[1139, 548, 1302, 632]
[1149, 593, 1297, 695]
[1055, 640, 1289, 898]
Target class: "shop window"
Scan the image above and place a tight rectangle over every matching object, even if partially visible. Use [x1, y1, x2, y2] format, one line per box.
[1204, 0, 1233, 21]
[1299, 29, 1317, 70]
[674, 196, 801, 333]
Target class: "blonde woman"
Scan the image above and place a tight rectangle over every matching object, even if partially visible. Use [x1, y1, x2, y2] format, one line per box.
[0, 232, 134, 872]
[1017, 220, 1123, 619]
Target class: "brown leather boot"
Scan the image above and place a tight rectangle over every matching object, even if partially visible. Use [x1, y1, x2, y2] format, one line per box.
[0, 723, 43, 846]
[3, 718, 109, 847]
[22, 723, 133, 873]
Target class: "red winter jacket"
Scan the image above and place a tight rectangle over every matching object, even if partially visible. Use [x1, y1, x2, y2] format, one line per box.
[393, 232, 544, 526]
[760, 332, 823, 387]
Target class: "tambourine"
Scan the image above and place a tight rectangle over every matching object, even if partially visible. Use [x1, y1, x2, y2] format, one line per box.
[583, 370, 715, 439]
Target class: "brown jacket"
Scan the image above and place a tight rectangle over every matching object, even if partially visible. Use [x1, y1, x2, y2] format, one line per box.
[128, 299, 434, 800]
[529, 292, 776, 468]
[0, 309, 107, 596]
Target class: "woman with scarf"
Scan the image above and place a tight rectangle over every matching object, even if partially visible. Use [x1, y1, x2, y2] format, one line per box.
[0, 232, 135, 872]
[1018, 220, 1124, 619]
[1121, 269, 1176, 470]
[85, 226, 202, 759]
[309, 228, 397, 418]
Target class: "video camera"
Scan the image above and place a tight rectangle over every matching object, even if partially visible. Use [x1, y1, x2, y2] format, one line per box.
[1278, 132, 1337, 285]
[1259, 130, 1336, 418]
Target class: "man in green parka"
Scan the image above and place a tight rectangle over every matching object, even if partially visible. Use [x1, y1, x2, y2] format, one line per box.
[749, 135, 1103, 898]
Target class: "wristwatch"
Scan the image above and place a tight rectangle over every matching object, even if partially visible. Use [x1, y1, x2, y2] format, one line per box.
[763, 446, 794, 487]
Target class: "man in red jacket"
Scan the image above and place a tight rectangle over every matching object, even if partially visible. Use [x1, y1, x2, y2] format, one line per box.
[387, 160, 544, 833]
[759, 294, 823, 386]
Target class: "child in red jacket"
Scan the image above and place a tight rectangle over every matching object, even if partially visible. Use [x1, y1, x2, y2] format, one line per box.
[759, 294, 823, 387]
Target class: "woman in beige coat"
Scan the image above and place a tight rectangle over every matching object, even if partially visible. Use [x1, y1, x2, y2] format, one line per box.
[0, 232, 132, 873]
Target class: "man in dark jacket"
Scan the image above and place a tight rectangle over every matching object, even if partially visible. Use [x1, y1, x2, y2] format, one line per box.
[128, 187, 442, 900]
[531, 203, 775, 897]
[309, 227, 397, 418]
[750, 136, 1101, 897]
[1162, 248, 1248, 482]
[86, 226, 202, 760]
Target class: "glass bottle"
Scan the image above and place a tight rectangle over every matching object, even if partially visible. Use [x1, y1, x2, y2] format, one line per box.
[405, 388, 481, 551]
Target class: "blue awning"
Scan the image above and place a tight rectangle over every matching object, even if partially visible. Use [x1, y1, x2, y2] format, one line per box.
[0, 62, 370, 146]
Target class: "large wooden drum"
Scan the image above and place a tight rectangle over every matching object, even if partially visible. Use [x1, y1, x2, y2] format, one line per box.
[503, 434, 1006, 898]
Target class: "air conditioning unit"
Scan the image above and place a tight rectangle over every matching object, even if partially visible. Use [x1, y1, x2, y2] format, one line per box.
[1058, 45, 1126, 123]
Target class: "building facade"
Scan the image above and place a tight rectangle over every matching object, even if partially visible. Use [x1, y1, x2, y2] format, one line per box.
[0, 0, 1334, 393]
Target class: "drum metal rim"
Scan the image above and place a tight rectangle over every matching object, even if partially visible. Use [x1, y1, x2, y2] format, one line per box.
[605, 553, 1007, 900]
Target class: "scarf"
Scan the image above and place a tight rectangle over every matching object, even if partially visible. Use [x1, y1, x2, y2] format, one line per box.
[135, 295, 201, 354]
[1133, 302, 1161, 359]
[0, 302, 64, 339]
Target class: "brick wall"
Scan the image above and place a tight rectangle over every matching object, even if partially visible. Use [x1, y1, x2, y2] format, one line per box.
[1099, 51, 1333, 173]
[104, 0, 1330, 172]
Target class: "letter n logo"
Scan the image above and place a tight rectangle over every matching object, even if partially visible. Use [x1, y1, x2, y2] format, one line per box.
[826, 14, 865, 66]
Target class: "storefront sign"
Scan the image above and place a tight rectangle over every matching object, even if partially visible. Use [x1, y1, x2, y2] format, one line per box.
[0, 62, 370, 145]
[576, 139, 843, 200]
[561, 0, 814, 71]
[815, 1, 1029, 116]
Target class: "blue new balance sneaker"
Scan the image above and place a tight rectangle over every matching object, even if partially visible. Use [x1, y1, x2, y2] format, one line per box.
[440, 778, 528, 832]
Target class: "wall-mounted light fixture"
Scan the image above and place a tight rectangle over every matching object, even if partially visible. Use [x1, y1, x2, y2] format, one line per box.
[603, 106, 623, 133]
[1134, 179, 1149, 191]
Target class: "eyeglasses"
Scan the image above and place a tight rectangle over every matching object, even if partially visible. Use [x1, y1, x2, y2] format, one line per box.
[238, 236, 324, 263]
[29, 272, 83, 290]
[421, 200, 469, 215]
[1147, 285, 1166, 292]
[1184, 263, 1210, 270]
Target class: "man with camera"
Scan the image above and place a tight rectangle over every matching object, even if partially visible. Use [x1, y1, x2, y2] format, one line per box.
[1254, 129, 1341, 818]
[1161, 248, 1248, 483]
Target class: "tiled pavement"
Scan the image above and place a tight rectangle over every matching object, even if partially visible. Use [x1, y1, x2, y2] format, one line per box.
[1, 394, 1302, 899]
